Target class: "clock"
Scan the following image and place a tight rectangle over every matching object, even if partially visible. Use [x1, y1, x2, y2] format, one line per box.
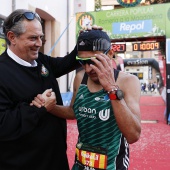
[133, 42, 160, 51]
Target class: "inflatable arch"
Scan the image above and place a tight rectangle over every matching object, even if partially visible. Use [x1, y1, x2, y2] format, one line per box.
[117, 58, 164, 93]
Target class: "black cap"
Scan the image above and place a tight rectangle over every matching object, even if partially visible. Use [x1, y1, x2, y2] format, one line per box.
[77, 29, 111, 52]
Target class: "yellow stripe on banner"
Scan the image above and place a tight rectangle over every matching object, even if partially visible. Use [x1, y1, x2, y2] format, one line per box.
[90, 152, 96, 167]
[76, 148, 79, 160]
[99, 154, 106, 169]
[81, 150, 86, 165]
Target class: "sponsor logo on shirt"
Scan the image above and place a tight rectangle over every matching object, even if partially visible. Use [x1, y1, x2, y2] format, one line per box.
[99, 109, 110, 121]
[79, 94, 84, 99]
[78, 106, 110, 121]
[79, 106, 96, 114]
[95, 95, 109, 102]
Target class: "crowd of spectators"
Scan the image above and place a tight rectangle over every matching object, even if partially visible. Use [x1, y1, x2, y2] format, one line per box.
[141, 82, 157, 94]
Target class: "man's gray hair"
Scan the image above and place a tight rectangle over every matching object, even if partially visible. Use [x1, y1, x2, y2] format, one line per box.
[3, 9, 40, 45]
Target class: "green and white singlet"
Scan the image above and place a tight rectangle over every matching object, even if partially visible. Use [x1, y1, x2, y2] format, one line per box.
[72, 70, 129, 170]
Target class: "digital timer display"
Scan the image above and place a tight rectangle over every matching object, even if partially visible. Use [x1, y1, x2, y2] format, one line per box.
[133, 42, 160, 51]
[112, 44, 126, 52]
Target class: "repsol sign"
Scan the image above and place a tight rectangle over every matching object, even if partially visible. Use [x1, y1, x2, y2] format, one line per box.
[113, 20, 152, 34]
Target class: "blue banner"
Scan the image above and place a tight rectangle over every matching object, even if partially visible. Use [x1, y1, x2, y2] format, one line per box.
[61, 92, 73, 106]
[113, 20, 152, 34]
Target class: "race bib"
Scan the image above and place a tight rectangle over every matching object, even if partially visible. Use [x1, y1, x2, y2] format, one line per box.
[75, 143, 108, 170]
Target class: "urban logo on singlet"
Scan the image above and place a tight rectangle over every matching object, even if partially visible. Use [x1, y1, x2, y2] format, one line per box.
[79, 107, 110, 121]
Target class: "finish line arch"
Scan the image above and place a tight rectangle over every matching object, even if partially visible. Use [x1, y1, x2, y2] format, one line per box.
[118, 58, 164, 93]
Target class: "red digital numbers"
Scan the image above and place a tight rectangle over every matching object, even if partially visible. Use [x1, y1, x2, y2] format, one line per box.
[112, 44, 126, 52]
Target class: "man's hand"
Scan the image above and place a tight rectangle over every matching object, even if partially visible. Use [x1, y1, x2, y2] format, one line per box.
[90, 53, 116, 92]
[42, 89, 53, 100]
[43, 91, 56, 112]
[30, 89, 57, 112]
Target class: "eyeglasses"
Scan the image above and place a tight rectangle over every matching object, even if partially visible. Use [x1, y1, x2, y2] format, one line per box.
[12, 12, 41, 25]
[76, 46, 111, 65]
[76, 56, 96, 65]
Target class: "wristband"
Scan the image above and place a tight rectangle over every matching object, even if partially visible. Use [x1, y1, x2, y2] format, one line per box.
[108, 86, 124, 100]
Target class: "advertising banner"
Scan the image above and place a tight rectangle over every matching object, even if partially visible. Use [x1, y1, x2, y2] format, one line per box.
[76, 3, 170, 39]
[0, 38, 6, 55]
[166, 39, 170, 64]
[61, 92, 73, 106]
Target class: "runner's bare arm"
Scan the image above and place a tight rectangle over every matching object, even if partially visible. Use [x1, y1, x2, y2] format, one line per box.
[110, 73, 141, 144]
[31, 70, 84, 119]
[49, 70, 84, 119]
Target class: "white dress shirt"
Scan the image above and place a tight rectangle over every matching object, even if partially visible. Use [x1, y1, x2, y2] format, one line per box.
[7, 48, 37, 67]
